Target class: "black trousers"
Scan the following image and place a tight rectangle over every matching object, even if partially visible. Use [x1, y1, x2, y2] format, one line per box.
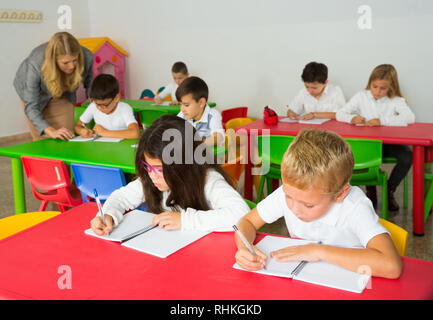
[382, 144, 413, 188]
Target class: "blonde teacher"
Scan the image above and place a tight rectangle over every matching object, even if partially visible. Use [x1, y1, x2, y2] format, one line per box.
[14, 32, 94, 140]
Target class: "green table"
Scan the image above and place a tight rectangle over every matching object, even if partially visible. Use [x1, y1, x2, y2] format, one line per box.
[0, 139, 137, 214]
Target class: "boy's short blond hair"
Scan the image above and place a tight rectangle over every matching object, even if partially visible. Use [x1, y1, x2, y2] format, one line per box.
[281, 128, 354, 196]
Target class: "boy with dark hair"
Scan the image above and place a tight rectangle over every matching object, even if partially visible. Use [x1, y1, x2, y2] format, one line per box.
[74, 74, 139, 139]
[176, 76, 223, 145]
[154, 61, 189, 105]
[286, 62, 345, 120]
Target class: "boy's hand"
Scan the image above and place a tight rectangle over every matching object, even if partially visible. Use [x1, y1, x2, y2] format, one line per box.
[92, 124, 107, 136]
[80, 127, 94, 138]
[235, 246, 268, 271]
[270, 243, 322, 263]
[365, 118, 381, 127]
[169, 100, 179, 105]
[154, 97, 163, 105]
[90, 215, 114, 235]
[152, 211, 181, 230]
[351, 115, 366, 125]
[286, 109, 299, 120]
[298, 112, 315, 120]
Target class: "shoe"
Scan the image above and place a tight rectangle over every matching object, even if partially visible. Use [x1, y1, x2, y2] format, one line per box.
[387, 183, 400, 211]
[366, 186, 377, 209]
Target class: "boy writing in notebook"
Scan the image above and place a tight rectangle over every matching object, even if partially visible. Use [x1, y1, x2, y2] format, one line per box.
[286, 62, 345, 120]
[154, 61, 189, 105]
[176, 76, 224, 146]
[234, 128, 402, 279]
[74, 74, 139, 139]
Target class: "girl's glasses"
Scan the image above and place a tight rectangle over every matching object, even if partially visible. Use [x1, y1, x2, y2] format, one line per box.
[141, 160, 164, 177]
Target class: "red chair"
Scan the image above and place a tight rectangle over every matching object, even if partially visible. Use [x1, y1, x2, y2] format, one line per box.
[21, 156, 83, 213]
[221, 107, 248, 129]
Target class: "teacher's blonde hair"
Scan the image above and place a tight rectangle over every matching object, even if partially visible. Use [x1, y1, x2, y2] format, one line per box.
[41, 32, 84, 98]
[281, 128, 354, 197]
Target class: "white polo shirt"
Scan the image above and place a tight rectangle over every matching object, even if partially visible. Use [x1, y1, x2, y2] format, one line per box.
[177, 104, 224, 139]
[80, 101, 137, 130]
[257, 185, 388, 248]
[288, 83, 346, 115]
[156, 81, 178, 101]
[336, 90, 415, 126]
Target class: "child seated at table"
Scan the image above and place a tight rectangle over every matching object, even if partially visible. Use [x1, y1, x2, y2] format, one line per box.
[154, 61, 189, 105]
[336, 64, 415, 211]
[90, 114, 249, 234]
[176, 76, 224, 146]
[234, 128, 402, 279]
[74, 74, 139, 139]
[286, 62, 346, 120]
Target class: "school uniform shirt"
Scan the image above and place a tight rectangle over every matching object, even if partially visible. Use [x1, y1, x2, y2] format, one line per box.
[156, 81, 178, 101]
[257, 185, 388, 248]
[336, 90, 415, 126]
[288, 84, 346, 115]
[80, 101, 137, 130]
[13, 42, 94, 135]
[177, 105, 224, 139]
[100, 170, 250, 232]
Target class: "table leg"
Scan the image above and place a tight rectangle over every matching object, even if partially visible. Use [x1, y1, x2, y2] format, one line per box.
[11, 158, 26, 214]
[413, 146, 424, 236]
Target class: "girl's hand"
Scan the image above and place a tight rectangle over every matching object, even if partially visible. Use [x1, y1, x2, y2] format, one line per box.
[153, 211, 181, 230]
[45, 126, 75, 140]
[298, 112, 315, 120]
[270, 244, 322, 263]
[154, 97, 163, 105]
[90, 215, 114, 235]
[351, 116, 366, 125]
[286, 109, 299, 120]
[365, 118, 381, 127]
[92, 124, 107, 136]
[235, 246, 268, 271]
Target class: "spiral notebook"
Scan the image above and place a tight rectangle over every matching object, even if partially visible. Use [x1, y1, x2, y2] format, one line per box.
[279, 117, 330, 125]
[233, 235, 371, 293]
[84, 210, 209, 258]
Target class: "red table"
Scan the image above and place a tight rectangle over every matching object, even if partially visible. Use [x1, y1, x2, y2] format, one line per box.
[236, 119, 433, 235]
[0, 203, 432, 300]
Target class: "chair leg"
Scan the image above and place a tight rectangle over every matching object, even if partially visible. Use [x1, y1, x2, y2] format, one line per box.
[424, 180, 433, 222]
[38, 200, 49, 212]
[381, 177, 388, 220]
[256, 176, 266, 204]
[403, 175, 408, 209]
[57, 204, 67, 213]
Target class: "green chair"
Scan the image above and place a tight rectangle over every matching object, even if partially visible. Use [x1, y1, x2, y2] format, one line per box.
[256, 135, 295, 204]
[383, 157, 408, 209]
[137, 109, 168, 128]
[346, 138, 388, 219]
[74, 106, 95, 128]
[423, 172, 433, 223]
[244, 198, 257, 210]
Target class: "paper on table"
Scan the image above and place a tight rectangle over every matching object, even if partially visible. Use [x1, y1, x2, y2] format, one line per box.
[279, 117, 330, 125]
[152, 101, 170, 106]
[70, 135, 123, 142]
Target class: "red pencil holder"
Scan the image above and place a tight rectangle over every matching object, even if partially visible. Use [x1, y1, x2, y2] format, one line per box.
[263, 106, 279, 125]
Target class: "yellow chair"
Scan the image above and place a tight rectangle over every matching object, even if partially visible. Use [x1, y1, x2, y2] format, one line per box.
[378, 218, 408, 256]
[0, 211, 61, 240]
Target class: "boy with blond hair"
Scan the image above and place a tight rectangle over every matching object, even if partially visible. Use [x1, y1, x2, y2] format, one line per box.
[234, 128, 402, 279]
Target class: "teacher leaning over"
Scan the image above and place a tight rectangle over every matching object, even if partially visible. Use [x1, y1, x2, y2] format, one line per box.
[14, 32, 94, 140]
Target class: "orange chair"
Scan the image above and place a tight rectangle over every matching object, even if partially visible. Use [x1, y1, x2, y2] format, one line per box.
[221, 107, 248, 129]
[221, 157, 243, 188]
[21, 156, 83, 213]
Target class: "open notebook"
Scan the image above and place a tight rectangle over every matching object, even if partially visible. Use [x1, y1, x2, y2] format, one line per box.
[84, 210, 209, 258]
[279, 117, 330, 125]
[70, 135, 123, 142]
[233, 235, 371, 294]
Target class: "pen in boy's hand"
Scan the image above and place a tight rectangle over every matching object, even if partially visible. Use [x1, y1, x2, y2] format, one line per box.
[233, 225, 266, 270]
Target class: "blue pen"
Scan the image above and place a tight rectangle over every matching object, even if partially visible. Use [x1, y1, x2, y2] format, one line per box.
[93, 189, 106, 226]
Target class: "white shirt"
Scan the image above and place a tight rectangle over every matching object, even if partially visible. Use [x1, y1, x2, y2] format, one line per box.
[156, 81, 178, 101]
[257, 185, 388, 248]
[177, 105, 224, 139]
[80, 101, 137, 130]
[336, 90, 415, 126]
[101, 170, 250, 232]
[288, 84, 346, 115]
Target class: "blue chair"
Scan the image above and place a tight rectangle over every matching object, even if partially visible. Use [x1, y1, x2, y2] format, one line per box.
[139, 89, 155, 99]
[71, 163, 127, 203]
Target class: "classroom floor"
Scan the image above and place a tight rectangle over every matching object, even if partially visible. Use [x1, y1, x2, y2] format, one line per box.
[0, 135, 432, 261]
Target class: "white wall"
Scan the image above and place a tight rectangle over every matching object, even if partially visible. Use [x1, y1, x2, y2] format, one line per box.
[1, 0, 433, 138]
[0, 0, 90, 137]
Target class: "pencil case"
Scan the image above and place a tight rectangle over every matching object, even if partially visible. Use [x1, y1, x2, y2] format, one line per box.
[264, 106, 279, 125]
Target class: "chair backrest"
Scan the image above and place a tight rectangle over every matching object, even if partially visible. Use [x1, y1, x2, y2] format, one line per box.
[379, 218, 408, 256]
[345, 138, 382, 182]
[225, 117, 257, 131]
[139, 89, 155, 99]
[221, 157, 243, 188]
[258, 135, 295, 167]
[21, 156, 71, 191]
[71, 163, 127, 202]
[137, 110, 168, 128]
[221, 107, 248, 129]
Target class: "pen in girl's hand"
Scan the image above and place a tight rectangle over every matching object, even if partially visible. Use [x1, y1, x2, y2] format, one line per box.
[93, 189, 105, 226]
